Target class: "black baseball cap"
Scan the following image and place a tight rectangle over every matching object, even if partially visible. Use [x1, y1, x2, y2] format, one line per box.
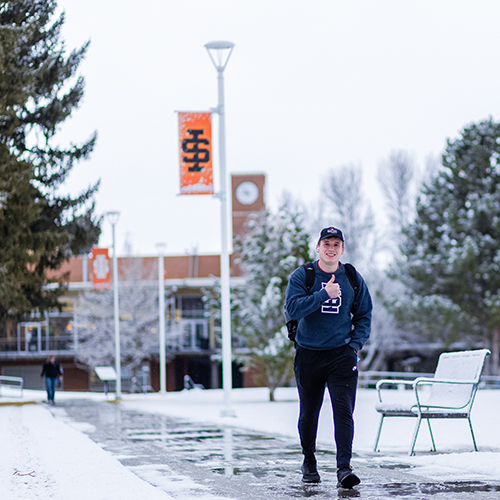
[318, 227, 344, 243]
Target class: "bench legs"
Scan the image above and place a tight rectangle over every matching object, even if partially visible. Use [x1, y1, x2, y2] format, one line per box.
[410, 417, 436, 456]
[375, 415, 438, 455]
[412, 416, 479, 455]
[468, 417, 478, 452]
[374, 415, 384, 452]
[377, 415, 479, 455]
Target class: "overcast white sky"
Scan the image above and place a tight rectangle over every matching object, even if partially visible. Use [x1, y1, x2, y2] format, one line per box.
[55, 0, 500, 256]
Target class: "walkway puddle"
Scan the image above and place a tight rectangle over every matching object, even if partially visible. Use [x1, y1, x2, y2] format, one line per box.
[375, 481, 500, 496]
[377, 463, 414, 470]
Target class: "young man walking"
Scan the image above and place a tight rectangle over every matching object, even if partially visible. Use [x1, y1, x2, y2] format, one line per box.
[285, 227, 372, 488]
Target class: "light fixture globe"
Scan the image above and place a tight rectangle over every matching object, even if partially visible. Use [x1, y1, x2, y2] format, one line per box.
[104, 210, 120, 225]
[205, 40, 235, 71]
[204, 40, 234, 49]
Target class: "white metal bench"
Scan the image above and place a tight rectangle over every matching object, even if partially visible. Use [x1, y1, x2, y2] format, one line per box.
[374, 349, 490, 455]
[0, 375, 24, 398]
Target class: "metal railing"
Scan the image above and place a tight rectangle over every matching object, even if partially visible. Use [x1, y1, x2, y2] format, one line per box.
[0, 336, 75, 356]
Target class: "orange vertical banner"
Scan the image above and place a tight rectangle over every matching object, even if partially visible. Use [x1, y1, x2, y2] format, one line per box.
[178, 112, 214, 195]
[92, 248, 111, 290]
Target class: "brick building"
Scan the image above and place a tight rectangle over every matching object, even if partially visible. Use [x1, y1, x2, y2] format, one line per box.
[0, 174, 266, 393]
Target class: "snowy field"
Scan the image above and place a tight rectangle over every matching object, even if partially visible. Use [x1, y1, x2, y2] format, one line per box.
[0, 386, 499, 499]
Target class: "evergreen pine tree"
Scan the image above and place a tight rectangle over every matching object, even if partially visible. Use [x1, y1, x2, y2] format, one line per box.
[391, 118, 500, 367]
[0, 0, 100, 319]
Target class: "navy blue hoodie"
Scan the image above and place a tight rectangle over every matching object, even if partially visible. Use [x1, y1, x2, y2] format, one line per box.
[285, 261, 372, 351]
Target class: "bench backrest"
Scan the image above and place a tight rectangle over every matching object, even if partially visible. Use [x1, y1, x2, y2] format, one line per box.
[426, 349, 490, 410]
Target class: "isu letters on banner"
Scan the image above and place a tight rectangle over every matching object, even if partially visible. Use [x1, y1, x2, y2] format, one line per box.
[178, 112, 213, 195]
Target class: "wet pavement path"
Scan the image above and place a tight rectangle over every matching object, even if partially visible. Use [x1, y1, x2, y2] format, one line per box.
[47, 400, 500, 500]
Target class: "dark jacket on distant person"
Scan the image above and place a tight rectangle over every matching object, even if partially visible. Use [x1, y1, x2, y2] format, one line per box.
[41, 360, 62, 378]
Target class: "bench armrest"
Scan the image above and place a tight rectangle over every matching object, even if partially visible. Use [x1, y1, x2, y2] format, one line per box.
[376, 377, 479, 406]
[376, 379, 415, 389]
[412, 377, 477, 411]
[414, 377, 476, 386]
[376, 379, 416, 403]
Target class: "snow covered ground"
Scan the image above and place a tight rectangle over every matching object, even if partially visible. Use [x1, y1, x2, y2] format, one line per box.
[0, 386, 499, 499]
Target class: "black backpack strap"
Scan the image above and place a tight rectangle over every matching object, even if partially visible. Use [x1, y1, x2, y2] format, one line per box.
[343, 263, 360, 314]
[285, 263, 315, 343]
[285, 264, 313, 322]
[302, 262, 315, 292]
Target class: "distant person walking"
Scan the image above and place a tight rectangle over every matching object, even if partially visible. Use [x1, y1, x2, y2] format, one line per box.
[41, 356, 63, 404]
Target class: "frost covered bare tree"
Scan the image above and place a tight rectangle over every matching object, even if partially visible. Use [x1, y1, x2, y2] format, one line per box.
[377, 150, 416, 245]
[320, 164, 375, 269]
[231, 199, 312, 401]
[319, 164, 412, 371]
[74, 259, 174, 376]
[367, 151, 419, 369]
[318, 164, 391, 369]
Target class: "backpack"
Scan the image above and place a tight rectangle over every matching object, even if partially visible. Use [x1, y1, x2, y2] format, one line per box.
[284, 262, 360, 342]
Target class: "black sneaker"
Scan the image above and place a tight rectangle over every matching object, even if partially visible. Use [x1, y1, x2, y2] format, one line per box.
[302, 457, 321, 483]
[337, 465, 360, 489]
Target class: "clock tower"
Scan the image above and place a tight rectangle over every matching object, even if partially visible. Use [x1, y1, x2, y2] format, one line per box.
[231, 173, 266, 238]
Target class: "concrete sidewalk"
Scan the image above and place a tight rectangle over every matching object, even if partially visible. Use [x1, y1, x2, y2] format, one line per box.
[46, 398, 500, 499]
[2, 388, 500, 499]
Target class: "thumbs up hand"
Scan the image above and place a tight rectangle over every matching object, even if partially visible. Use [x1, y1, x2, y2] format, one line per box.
[324, 274, 340, 299]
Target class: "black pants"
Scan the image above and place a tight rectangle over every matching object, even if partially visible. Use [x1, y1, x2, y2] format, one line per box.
[294, 344, 358, 467]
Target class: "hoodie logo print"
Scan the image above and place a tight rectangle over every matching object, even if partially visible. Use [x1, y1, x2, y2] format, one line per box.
[321, 282, 341, 314]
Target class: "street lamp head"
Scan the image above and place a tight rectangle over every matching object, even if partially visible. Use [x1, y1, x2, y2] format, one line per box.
[205, 40, 235, 71]
[155, 242, 167, 254]
[205, 40, 235, 50]
[105, 211, 120, 226]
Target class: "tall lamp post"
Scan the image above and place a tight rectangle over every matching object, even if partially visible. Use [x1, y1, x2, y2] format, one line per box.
[156, 242, 167, 395]
[105, 211, 121, 399]
[205, 40, 235, 416]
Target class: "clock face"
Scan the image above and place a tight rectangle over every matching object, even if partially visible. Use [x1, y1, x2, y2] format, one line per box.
[235, 181, 259, 205]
